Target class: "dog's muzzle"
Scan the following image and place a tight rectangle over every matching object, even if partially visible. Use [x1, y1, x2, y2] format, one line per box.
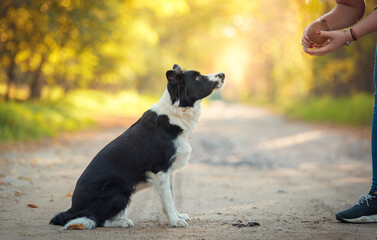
[214, 73, 225, 89]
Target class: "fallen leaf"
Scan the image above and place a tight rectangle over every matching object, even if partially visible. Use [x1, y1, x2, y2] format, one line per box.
[18, 176, 31, 181]
[66, 193, 73, 197]
[14, 191, 22, 196]
[67, 224, 85, 230]
[27, 204, 38, 208]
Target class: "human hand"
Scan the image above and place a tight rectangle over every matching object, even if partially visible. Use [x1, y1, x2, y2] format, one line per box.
[306, 30, 348, 56]
[302, 18, 329, 53]
[301, 27, 313, 53]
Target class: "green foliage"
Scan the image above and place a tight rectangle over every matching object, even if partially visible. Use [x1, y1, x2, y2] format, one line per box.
[1, 0, 377, 101]
[275, 94, 374, 126]
[0, 101, 93, 141]
[0, 90, 157, 141]
[60, 89, 157, 117]
[1, 0, 377, 135]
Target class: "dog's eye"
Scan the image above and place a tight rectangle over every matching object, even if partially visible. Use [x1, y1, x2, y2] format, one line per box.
[195, 76, 200, 81]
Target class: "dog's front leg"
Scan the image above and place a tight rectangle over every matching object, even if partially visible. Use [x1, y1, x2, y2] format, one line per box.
[170, 173, 190, 221]
[154, 171, 188, 227]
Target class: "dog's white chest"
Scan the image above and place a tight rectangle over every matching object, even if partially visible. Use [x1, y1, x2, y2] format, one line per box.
[172, 136, 192, 171]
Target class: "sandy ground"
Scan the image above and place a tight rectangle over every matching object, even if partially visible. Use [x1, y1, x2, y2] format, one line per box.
[1, 102, 377, 240]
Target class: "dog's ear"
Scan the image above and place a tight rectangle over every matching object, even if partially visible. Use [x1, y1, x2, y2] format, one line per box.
[166, 69, 183, 84]
[172, 64, 181, 71]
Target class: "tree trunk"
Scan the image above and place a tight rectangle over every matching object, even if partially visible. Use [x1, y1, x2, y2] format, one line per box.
[29, 53, 48, 100]
[5, 53, 16, 101]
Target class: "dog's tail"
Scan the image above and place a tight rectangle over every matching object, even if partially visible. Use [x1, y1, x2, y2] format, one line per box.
[50, 211, 75, 226]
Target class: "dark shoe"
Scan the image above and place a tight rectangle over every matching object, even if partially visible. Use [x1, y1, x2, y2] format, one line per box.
[336, 187, 377, 223]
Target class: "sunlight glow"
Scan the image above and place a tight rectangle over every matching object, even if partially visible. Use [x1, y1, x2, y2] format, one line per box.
[215, 40, 252, 99]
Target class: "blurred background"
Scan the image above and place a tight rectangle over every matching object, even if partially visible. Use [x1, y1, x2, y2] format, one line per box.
[1, 0, 377, 141]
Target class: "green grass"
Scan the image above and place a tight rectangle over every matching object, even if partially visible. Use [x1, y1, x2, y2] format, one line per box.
[2, 90, 373, 142]
[273, 94, 374, 126]
[0, 90, 158, 142]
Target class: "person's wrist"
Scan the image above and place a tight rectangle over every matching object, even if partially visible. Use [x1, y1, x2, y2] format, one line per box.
[343, 29, 353, 46]
[350, 28, 358, 41]
[347, 29, 355, 43]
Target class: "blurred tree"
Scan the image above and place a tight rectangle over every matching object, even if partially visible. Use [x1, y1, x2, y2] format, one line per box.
[0, 0, 120, 100]
[0, 0, 376, 102]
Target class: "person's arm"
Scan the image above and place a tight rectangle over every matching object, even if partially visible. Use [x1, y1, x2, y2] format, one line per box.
[308, 9, 377, 56]
[301, 0, 365, 53]
[352, 9, 377, 39]
[321, 0, 365, 30]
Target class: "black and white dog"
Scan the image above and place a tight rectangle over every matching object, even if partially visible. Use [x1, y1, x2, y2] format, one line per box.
[50, 64, 225, 229]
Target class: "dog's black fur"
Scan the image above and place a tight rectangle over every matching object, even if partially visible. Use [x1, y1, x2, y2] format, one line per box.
[50, 64, 225, 228]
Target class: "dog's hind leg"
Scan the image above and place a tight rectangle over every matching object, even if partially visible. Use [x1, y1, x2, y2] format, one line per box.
[152, 171, 188, 227]
[169, 173, 189, 221]
[64, 191, 131, 230]
[63, 217, 96, 230]
[103, 208, 134, 228]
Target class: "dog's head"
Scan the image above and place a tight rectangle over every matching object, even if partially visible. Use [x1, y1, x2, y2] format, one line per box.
[166, 64, 225, 107]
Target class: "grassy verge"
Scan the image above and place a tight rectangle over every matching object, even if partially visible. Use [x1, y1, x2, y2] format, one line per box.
[2, 91, 373, 141]
[0, 90, 158, 142]
[272, 94, 374, 126]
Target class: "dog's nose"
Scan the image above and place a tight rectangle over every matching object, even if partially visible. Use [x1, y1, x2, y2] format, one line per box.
[217, 73, 225, 80]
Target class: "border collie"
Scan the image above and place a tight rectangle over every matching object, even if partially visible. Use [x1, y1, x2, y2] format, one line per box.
[50, 64, 225, 229]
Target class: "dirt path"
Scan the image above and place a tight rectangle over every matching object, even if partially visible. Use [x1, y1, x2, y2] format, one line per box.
[0, 102, 376, 240]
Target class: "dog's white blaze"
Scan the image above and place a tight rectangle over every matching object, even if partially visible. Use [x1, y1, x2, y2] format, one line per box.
[206, 73, 223, 82]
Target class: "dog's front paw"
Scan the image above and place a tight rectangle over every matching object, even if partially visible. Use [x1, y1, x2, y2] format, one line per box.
[170, 218, 188, 228]
[177, 213, 190, 221]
